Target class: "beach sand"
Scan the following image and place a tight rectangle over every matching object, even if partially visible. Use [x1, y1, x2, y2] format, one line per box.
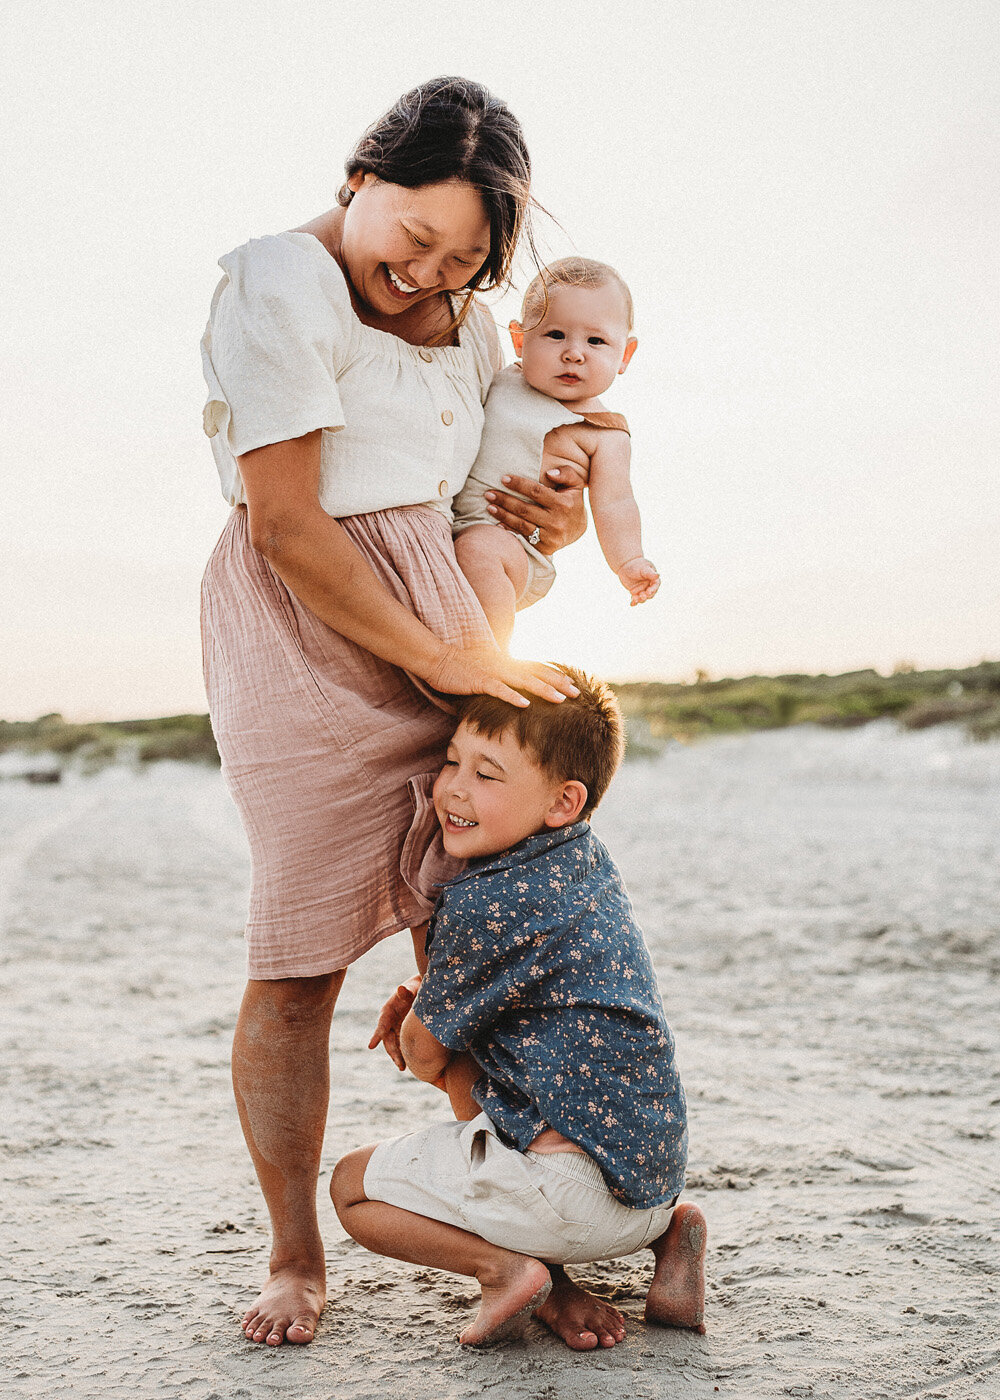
[2, 722, 998, 1399]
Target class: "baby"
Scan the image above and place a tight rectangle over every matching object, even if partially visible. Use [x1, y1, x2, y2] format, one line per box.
[331, 670, 706, 1347]
[453, 257, 659, 645]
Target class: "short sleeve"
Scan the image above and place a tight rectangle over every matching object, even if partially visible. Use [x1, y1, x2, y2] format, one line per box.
[413, 898, 528, 1052]
[202, 234, 348, 458]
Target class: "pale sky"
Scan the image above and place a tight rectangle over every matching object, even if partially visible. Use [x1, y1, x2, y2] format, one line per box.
[2, 0, 997, 719]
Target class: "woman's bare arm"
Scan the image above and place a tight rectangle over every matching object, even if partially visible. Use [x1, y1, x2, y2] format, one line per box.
[238, 432, 578, 705]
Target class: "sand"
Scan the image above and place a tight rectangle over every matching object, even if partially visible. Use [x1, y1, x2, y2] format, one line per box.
[2, 721, 998, 1399]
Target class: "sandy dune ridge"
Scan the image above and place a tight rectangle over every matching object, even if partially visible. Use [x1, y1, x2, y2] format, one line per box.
[2, 722, 998, 1399]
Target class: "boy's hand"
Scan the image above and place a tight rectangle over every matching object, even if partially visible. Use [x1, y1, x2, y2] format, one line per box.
[369, 975, 422, 1070]
[618, 557, 661, 605]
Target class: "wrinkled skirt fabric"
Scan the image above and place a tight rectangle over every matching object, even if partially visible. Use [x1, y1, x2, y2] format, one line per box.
[200, 505, 491, 978]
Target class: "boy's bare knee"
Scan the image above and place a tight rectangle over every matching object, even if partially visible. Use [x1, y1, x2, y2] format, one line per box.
[330, 1145, 377, 1216]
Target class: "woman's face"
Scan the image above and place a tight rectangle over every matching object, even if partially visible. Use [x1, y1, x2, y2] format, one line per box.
[340, 174, 492, 317]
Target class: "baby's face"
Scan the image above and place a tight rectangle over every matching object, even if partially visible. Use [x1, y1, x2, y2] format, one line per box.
[432, 720, 568, 859]
[513, 282, 637, 404]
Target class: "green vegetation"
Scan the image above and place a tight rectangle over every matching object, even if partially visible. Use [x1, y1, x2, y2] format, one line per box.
[0, 712, 219, 771]
[613, 661, 1000, 747]
[2, 662, 999, 775]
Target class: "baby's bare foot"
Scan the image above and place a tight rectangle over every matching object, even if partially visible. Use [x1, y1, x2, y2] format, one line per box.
[241, 1263, 326, 1346]
[534, 1266, 626, 1349]
[645, 1202, 707, 1334]
[459, 1257, 551, 1347]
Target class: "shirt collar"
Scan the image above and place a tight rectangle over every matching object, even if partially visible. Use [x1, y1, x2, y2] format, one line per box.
[446, 820, 593, 886]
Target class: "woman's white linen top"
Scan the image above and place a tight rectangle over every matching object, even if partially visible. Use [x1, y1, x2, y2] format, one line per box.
[201, 231, 502, 518]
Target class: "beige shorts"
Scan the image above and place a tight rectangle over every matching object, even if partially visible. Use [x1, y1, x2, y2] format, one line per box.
[514, 543, 556, 609]
[363, 1113, 675, 1266]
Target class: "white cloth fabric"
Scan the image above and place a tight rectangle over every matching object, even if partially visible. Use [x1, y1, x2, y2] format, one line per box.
[452, 363, 582, 531]
[452, 363, 586, 601]
[363, 1113, 675, 1266]
[201, 231, 502, 518]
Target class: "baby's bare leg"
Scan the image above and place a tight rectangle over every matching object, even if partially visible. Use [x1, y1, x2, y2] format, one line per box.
[455, 525, 529, 648]
[644, 1201, 707, 1333]
[331, 1147, 551, 1345]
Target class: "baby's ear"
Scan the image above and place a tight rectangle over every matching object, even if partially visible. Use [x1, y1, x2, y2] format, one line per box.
[618, 336, 638, 375]
[509, 320, 524, 357]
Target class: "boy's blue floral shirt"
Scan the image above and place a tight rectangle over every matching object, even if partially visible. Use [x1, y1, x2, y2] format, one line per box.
[413, 820, 687, 1208]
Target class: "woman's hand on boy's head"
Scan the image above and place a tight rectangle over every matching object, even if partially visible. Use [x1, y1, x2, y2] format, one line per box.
[485, 468, 588, 557]
[427, 642, 580, 708]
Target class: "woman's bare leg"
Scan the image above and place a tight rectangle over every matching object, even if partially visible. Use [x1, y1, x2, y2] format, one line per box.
[233, 971, 345, 1346]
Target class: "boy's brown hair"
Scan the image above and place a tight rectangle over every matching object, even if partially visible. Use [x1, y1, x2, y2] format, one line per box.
[458, 666, 624, 819]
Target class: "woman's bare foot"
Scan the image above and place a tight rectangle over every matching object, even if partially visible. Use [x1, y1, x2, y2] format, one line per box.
[644, 1202, 707, 1333]
[534, 1266, 627, 1349]
[241, 1262, 326, 1346]
[459, 1256, 552, 1347]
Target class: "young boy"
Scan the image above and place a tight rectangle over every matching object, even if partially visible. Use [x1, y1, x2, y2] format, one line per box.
[452, 258, 660, 645]
[330, 671, 706, 1347]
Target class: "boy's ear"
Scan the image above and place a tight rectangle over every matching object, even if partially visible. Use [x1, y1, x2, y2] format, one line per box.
[509, 320, 524, 357]
[618, 336, 638, 375]
[544, 780, 589, 829]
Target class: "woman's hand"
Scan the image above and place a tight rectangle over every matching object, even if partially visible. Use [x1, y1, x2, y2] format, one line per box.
[484, 464, 589, 558]
[369, 975, 422, 1070]
[427, 642, 580, 708]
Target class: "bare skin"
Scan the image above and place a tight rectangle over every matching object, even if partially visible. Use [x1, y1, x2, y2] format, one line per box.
[644, 1201, 708, 1333]
[233, 971, 345, 1346]
[535, 1267, 628, 1349]
[331, 1146, 552, 1346]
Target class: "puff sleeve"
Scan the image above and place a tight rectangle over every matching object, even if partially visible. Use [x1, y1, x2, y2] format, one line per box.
[201, 234, 348, 460]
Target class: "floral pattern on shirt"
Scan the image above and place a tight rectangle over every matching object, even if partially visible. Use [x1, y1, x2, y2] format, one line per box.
[413, 821, 687, 1208]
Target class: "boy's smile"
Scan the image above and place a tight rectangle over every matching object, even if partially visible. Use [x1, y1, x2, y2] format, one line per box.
[433, 720, 584, 859]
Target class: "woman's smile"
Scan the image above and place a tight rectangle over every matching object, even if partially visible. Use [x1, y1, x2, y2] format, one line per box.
[386, 267, 421, 298]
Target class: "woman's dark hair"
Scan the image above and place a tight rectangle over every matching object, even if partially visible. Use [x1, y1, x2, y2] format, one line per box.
[339, 77, 534, 338]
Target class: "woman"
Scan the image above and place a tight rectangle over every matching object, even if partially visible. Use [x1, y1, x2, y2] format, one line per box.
[201, 77, 626, 1352]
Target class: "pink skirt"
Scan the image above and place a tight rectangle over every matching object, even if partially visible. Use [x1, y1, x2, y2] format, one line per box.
[200, 506, 492, 978]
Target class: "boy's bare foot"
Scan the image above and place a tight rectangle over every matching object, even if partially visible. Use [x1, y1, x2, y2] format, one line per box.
[459, 1256, 552, 1347]
[241, 1263, 326, 1346]
[644, 1202, 707, 1333]
[534, 1266, 627, 1349]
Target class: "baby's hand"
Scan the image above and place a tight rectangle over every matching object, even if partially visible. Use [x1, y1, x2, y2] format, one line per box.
[617, 557, 661, 605]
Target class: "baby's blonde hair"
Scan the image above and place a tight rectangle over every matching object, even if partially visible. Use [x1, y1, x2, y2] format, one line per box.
[521, 256, 634, 332]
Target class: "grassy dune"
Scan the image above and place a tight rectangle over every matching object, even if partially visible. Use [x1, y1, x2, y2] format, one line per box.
[3, 662, 999, 773]
[614, 661, 1000, 746]
[0, 712, 219, 771]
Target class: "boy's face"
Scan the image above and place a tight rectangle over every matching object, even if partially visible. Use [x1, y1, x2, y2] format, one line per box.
[433, 720, 586, 859]
[510, 282, 637, 404]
